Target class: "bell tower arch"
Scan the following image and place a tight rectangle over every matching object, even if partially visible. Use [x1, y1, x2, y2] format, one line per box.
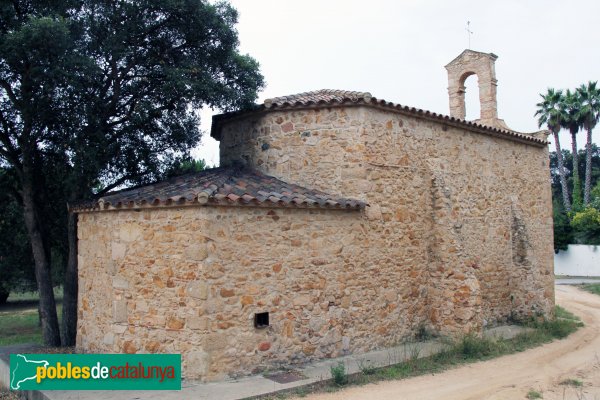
[445, 50, 506, 128]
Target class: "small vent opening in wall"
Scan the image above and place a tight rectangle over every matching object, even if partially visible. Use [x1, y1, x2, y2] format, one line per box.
[254, 312, 269, 329]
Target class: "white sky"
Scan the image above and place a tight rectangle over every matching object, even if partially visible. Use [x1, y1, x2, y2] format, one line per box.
[193, 0, 600, 166]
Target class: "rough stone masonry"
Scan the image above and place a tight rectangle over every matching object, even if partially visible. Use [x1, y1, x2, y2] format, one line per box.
[73, 50, 554, 381]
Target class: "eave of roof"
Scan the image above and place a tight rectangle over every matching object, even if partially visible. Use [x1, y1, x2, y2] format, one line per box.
[210, 89, 548, 147]
[70, 167, 366, 213]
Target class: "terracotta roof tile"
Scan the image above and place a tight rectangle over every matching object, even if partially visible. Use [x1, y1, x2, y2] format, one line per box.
[263, 89, 372, 108]
[211, 89, 547, 146]
[70, 167, 366, 212]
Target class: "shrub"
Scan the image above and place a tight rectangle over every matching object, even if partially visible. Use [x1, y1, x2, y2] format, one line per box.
[526, 389, 543, 399]
[358, 360, 377, 376]
[571, 207, 600, 245]
[458, 334, 497, 359]
[330, 362, 348, 386]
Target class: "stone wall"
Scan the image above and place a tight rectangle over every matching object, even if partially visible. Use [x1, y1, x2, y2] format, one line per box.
[77, 102, 554, 381]
[219, 104, 554, 330]
[77, 206, 429, 381]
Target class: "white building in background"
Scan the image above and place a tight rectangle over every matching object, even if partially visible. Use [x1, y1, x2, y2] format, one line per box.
[555, 245, 600, 277]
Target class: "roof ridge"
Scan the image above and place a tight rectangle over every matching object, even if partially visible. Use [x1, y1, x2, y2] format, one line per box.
[263, 89, 372, 109]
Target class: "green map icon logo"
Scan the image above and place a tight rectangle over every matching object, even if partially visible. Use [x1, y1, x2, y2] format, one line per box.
[9, 353, 181, 390]
[10, 354, 49, 390]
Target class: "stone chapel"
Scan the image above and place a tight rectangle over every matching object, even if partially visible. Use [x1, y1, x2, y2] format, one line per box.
[72, 50, 554, 381]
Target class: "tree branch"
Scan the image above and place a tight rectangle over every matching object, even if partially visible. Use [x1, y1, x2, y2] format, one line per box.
[96, 172, 147, 196]
[107, 95, 140, 127]
[11, 0, 24, 22]
[0, 112, 22, 169]
[0, 80, 19, 106]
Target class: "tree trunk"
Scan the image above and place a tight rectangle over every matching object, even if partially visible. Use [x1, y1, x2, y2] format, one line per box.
[0, 287, 8, 305]
[61, 211, 78, 346]
[584, 127, 593, 205]
[21, 171, 61, 346]
[554, 131, 571, 212]
[570, 131, 581, 209]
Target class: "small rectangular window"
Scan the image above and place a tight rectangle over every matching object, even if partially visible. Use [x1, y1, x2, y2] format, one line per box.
[254, 312, 269, 329]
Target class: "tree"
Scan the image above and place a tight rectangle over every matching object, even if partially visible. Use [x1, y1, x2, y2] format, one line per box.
[592, 181, 600, 210]
[536, 89, 571, 211]
[550, 148, 600, 249]
[560, 89, 584, 209]
[552, 200, 573, 253]
[571, 207, 600, 245]
[0, 169, 36, 304]
[164, 157, 207, 178]
[0, 0, 264, 345]
[550, 147, 600, 200]
[576, 81, 600, 206]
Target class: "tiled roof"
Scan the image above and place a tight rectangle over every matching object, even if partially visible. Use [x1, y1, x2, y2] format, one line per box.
[263, 89, 372, 108]
[211, 89, 547, 146]
[70, 168, 366, 212]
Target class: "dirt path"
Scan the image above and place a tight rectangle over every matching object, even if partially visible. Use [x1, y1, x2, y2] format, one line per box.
[296, 285, 600, 400]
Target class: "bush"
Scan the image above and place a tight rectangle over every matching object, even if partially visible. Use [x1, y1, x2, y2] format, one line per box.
[539, 319, 581, 339]
[330, 362, 348, 386]
[458, 334, 497, 359]
[358, 360, 377, 375]
[571, 207, 600, 245]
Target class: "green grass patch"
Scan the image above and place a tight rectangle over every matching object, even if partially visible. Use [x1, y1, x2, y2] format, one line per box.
[257, 306, 583, 399]
[0, 289, 63, 346]
[560, 378, 583, 387]
[555, 305, 580, 321]
[0, 310, 43, 346]
[526, 389, 543, 399]
[4, 287, 63, 303]
[0, 306, 63, 346]
[581, 283, 600, 296]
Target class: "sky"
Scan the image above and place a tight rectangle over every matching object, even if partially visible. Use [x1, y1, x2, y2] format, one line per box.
[193, 0, 600, 166]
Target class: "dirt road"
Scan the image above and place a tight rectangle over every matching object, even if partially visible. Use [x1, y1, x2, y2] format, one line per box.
[297, 285, 600, 400]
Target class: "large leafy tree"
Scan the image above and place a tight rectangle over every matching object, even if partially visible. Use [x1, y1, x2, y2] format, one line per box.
[549, 146, 600, 204]
[560, 89, 584, 209]
[536, 89, 571, 211]
[549, 146, 600, 250]
[576, 81, 600, 206]
[0, 168, 36, 304]
[0, 0, 264, 345]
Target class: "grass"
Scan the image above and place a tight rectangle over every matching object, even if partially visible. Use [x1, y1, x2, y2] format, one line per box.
[257, 306, 583, 399]
[555, 305, 580, 321]
[0, 289, 63, 346]
[0, 310, 43, 346]
[581, 283, 600, 296]
[560, 378, 583, 387]
[526, 389, 543, 399]
[555, 275, 600, 280]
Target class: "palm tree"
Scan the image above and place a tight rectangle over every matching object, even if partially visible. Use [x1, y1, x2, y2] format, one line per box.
[536, 89, 571, 211]
[576, 81, 600, 205]
[560, 89, 584, 209]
